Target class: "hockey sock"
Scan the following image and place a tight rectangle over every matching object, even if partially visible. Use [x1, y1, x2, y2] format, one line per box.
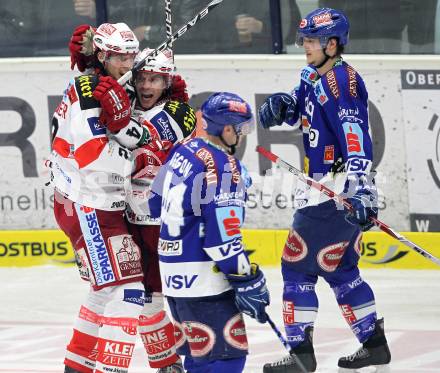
[64, 305, 100, 373]
[94, 283, 144, 373]
[138, 309, 179, 368]
[282, 277, 318, 349]
[329, 271, 377, 343]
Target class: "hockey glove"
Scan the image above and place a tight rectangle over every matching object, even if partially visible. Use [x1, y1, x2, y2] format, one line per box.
[132, 139, 173, 181]
[344, 175, 378, 231]
[258, 92, 297, 129]
[93, 76, 131, 133]
[69, 24, 96, 72]
[226, 264, 270, 323]
[170, 75, 189, 103]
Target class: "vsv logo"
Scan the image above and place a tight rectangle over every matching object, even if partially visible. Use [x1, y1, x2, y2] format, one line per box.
[165, 274, 198, 289]
[346, 158, 372, 173]
[218, 238, 242, 257]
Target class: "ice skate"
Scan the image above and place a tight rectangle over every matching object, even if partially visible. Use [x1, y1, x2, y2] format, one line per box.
[338, 318, 391, 372]
[263, 326, 317, 373]
[156, 358, 185, 373]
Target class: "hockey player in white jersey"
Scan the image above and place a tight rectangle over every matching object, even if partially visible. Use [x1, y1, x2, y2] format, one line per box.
[67, 26, 195, 372]
[148, 92, 270, 373]
[121, 48, 197, 373]
[50, 22, 148, 373]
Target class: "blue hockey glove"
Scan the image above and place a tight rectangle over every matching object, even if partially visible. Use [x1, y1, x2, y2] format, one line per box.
[344, 175, 378, 231]
[258, 92, 297, 129]
[225, 264, 270, 323]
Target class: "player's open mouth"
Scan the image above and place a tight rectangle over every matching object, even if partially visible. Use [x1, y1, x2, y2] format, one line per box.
[141, 94, 154, 99]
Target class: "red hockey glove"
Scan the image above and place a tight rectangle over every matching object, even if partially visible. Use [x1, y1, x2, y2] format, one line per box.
[69, 24, 96, 72]
[93, 76, 131, 133]
[132, 139, 173, 181]
[170, 74, 189, 102]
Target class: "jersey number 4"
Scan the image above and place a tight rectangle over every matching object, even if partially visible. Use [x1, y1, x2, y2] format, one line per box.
[162, 170, 186, 237]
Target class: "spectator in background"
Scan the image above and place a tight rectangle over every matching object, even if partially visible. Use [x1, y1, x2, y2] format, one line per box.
[0, 0, 94, 57]
[400, 0, 437, 53]
[319, 0, 404, 53]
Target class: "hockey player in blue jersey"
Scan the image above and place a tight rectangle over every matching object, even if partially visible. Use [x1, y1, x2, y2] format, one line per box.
[259, 8, 391, 373]
[148, 92, 270, 373]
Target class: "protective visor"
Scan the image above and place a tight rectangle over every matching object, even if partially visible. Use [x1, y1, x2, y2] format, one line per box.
[105, 52, 136, 67]
[234, 115, 255, 136]
[295, 33, 330, 49]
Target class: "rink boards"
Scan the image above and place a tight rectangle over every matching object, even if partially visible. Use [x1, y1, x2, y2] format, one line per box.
[0, 229, 438, 270]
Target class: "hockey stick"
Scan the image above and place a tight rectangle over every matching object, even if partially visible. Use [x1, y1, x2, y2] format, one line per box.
[266, 314, 308, 373]
[256, 145, 440, 266]
[164, 0, 173, 52]
[118, 0, 223, 85]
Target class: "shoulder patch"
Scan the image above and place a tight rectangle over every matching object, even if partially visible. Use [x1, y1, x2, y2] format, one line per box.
[325, 70, 340, 99]
[301, 66, 319, 85]
[314, 80, 329, 106]
[346, 66, 358, 98]
[75, 74, 100, 110]
[195, 147, 218, 185]
[164, 100, 197, 137]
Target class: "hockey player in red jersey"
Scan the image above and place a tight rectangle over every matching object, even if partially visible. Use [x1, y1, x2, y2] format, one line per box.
[64, 24, 195, 373]
[50, 22, 146, 373]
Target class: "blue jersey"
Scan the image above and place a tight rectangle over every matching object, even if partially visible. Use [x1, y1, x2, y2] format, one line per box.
[288, 60, 373, 179]
[149, 138, 251, 298]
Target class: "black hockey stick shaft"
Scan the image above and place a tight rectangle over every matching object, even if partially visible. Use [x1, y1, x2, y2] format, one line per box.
[256, 145, 440, 266]
[118, 0, 223, 85]
[164, 0, 174, 61]
[266, 314, 308, 373]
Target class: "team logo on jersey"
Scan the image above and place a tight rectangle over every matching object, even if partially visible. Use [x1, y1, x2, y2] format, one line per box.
[317, 241, 349, 272]
[215, 206, 243, 241]
[183, 321, 215, 357]
[224, 314, 248, 350]
[346, 158, 372, 173]
[342, 122, 365, 156]
[282, 229, 308, 262]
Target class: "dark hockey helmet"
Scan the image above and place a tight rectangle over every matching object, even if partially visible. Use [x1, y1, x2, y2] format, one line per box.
[296, 8, 349, 48]
[201, 92, 255, 136]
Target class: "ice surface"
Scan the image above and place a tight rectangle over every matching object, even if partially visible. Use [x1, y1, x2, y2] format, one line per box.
[1, 266, 439, 372]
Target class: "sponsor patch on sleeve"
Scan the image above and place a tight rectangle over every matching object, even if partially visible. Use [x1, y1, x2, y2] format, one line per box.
[342, 122, 365, 156]
[215, 206, 243, 242]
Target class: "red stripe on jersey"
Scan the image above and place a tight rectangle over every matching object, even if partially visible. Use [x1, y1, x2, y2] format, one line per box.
[74, 137, 108, 169]
[53, 136, 73, 158]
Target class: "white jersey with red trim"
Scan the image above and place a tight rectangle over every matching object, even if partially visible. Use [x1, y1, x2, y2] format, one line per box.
[125, 99, 197, 225]
[49, 74, 135, 210]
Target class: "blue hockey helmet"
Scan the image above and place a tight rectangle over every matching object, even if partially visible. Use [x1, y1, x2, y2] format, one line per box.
[296, 8, 349, 48]
[201, 92, 255, 136]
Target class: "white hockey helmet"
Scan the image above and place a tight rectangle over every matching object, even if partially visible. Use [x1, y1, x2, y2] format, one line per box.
[134, 48, 175, 86]
[93, 22, 139, 55]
